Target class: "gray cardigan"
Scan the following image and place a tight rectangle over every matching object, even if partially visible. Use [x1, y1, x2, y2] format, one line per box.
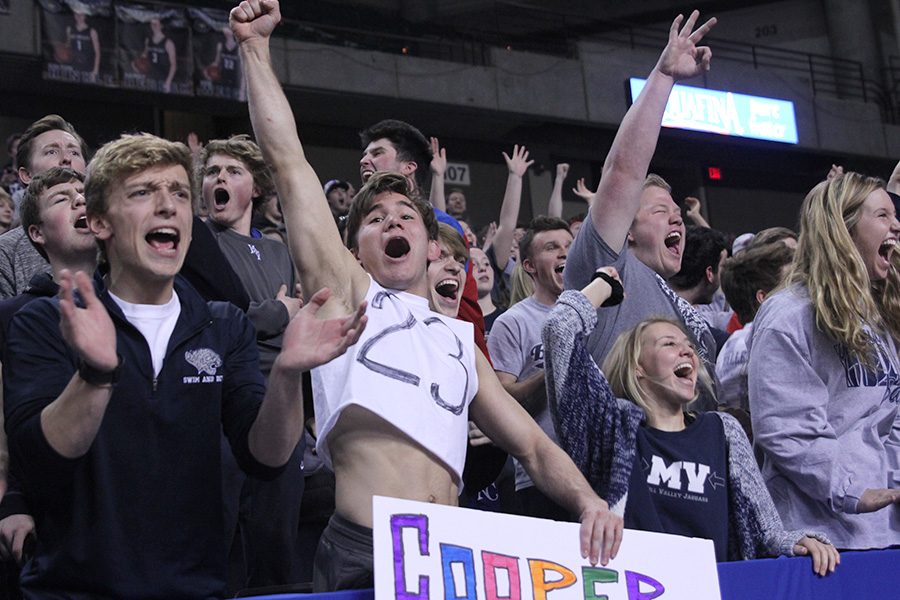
[543, 290, 829, 561]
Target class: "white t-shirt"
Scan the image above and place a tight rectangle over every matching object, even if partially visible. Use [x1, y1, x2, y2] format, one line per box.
[110, 290, 181, 377]
[312, 276, 478, 484]
[487, 295, 554, 490]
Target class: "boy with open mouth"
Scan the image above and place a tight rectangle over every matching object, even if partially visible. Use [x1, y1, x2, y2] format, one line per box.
[564, 10, 720, 412]
[234, 0, 623, 590]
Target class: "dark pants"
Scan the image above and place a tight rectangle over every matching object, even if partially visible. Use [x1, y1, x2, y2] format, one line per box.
[313, 514, 374, 592]
[222, 435, 306, 589]
[297, 469, 336, 583]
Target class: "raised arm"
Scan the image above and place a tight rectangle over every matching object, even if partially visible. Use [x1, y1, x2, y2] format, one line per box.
[492, 145, 533, 270]
[591, 10, 715, 251]
[572, 177, 596, 207]
[428, 137, 447, 212]
[684, 196, 709, 228]
[469, 349, 622, 566]
[543, 268, 637, 511]
[547, 163, 569, 219]
[231, 0, 366, 315]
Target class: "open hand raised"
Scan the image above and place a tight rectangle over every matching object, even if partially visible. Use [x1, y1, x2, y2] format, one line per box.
[655, 10, 717, 81]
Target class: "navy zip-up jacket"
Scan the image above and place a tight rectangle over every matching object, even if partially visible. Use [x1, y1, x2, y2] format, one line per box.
[3, 275, 284, 599]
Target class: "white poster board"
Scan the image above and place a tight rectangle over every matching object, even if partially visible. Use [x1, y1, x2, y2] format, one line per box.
[373, 496, 720, 600]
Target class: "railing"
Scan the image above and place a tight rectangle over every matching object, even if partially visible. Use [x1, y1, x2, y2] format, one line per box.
[588, 23, 870, 103]
[884, 55, 900, 123]
[273, 2, 895, 121]
[485, 1, 875, 104]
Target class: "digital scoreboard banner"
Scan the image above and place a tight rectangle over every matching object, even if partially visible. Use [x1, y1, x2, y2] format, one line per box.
[629, 78, 799, 144]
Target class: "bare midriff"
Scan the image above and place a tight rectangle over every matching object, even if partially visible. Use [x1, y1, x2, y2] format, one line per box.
[329, 405, 459, 528]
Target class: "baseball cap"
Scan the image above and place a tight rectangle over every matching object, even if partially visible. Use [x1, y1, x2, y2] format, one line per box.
[324, 179, 350, 196]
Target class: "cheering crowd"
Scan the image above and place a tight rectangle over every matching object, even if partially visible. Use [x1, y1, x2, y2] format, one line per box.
[0, 1, 897, 597]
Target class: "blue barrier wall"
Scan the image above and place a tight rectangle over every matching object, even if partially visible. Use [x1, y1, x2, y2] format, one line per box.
[245, 549, 899, 599]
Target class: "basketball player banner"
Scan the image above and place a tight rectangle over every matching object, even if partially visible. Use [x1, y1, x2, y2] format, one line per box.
[115, 2, 192, 95]
[189, 7, 244, 101]
[373, 496, 720, 600]
[39, 0, 117, 86]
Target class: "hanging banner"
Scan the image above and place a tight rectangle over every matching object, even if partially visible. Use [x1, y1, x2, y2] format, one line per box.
[116, 2, 192, 95]
[40, 0, 117, 86]
[374, 496, 721, 600]
[189, 7, 244, 102]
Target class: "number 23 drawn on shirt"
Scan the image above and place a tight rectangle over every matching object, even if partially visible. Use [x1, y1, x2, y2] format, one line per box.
[356, 291, 470, 415]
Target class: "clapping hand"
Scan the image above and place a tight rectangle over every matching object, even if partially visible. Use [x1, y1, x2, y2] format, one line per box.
[58, 270, 117, 373]
[277, 287, 367, 373]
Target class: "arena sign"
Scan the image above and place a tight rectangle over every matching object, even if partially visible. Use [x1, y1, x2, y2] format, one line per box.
[373, 496, 720, 600]
[629, 78, 799, 145]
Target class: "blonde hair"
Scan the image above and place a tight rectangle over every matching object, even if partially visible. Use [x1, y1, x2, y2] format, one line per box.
[602, 318, 713, 418]
[642, 173, 672, 193]
[508, 261, 533, 307]
[437, 222, 468, 263]
[788, 171, 900, 365]
[85, 133, 193, 218]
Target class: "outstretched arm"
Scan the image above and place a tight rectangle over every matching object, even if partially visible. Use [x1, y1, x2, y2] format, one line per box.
[232, 0, 366, 316]
[492, 145, 534, 270]
[591, 10, 715, 251]
[249, 288, 366, 466]
[547, 163, 569, 219]
[470, 349, 623, 566]
[543, 268, 633, 509]
[429, 137, 447, 211]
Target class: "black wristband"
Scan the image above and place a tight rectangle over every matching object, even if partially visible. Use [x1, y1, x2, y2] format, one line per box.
[590, 270, 625, 307]
[77, 356, 122, 387]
